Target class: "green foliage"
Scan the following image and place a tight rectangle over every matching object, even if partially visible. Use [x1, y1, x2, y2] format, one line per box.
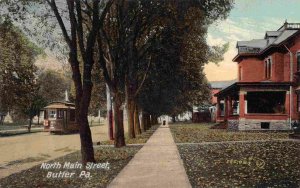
[138, 1, 233, 117]
[208, 42, 230, 64]
[0, 20, 40, 116]
[0, 20, 70, 124]
[37, 69, 71, 103]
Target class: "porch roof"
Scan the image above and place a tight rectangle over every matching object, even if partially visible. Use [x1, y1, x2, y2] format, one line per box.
[44, 101, 75, 109]
[215, 82, 293, 98]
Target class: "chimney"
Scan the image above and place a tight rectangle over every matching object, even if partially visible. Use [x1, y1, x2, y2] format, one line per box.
[284, 19, 288, 29]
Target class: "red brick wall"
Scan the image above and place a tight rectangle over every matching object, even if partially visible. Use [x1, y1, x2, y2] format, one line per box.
[211, 89, 221, 104]
[237, 34, 300, 83]
[237, 54, 289, 82]
[238, 57, 265, 82]
[282, 34, 300, 120]
[272, 52, 284, 81]
[244, 114, 288, 120]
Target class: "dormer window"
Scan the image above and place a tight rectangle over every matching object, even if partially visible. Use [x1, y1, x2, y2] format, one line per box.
[264, 57, 272, 79]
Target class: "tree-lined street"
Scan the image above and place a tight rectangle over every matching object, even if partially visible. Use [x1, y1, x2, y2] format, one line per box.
[1, 0, 300, 187]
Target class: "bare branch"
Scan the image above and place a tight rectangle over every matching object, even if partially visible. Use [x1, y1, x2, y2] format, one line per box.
[47, 0, 72, 48]
[134, 56, 151, 97]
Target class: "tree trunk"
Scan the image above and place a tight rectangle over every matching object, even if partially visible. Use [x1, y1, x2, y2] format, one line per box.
[140, 110, 145, 132]
[106, 85, 114, 140]
[125, 78, 135, 139]
[78, 114, 95, 164]
[150, 114, 156, 125]
[69, 53, 95, 164]
[172, 115, 176, 123]
[191, 107, 194, 123]
[113, 92, 126, 147]
[37, 111, 40, 125]
[144, 113, 151, 130]
[28, 117, 32, 133]
[134, 104, 141, 135]
[78, 84, 96, 164]
[126, 99, 135, 139]
[152, 115, 158, 125]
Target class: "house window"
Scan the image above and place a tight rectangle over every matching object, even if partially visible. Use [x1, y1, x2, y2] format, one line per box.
[57, 110, 64, 119]
[233, 101, 239, 115]
[246, 91, 285, 114]
[49, 110, 56, 118]
[297, 52, 300, 72]
[220, 102, 225, 116]
[261, 122, 270, 129]
[265, 57, 272, 79]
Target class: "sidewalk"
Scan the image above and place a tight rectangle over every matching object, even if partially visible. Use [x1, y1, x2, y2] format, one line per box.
[108, 125, 191, 188]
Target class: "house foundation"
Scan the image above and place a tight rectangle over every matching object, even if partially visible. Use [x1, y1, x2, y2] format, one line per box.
[228, 118, 290, 131]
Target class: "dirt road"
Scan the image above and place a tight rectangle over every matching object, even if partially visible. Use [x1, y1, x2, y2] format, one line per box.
[0, 125, 111, 178]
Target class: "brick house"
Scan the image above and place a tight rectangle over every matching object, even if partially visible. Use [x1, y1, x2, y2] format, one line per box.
[215, 21, 300, 130]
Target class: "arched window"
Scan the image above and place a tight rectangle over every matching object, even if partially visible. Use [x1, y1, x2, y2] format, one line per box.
[264, 57, 272, 79]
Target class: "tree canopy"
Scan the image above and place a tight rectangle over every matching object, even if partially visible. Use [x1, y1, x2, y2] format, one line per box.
[0, 20, 41, 114]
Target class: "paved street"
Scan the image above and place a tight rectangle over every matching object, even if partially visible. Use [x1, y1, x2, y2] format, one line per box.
[0, 125, 110, 178]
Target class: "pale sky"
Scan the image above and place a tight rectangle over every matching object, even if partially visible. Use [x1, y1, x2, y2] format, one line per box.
[204, 0, 300, 81]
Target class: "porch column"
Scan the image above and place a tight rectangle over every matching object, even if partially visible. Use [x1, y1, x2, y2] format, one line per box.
[239, 91, 246, 118]
[217, 98, 221, 119]
[228, 96, 233, 116]
[225, 97, 229, 120]
[285, 91, 290, 116]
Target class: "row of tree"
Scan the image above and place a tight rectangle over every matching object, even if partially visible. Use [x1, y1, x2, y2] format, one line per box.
[1, 0, 234, 164]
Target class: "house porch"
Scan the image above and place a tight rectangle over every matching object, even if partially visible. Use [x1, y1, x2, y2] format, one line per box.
[215, 82, 293, 130]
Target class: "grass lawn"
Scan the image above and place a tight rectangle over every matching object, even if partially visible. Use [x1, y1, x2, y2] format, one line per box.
[178, 141, 300, 187]
[170, 123, 290, 143]
[0, 146, 142, 188]
[0, 128, 43, 137]
[170, 123, 299, 187]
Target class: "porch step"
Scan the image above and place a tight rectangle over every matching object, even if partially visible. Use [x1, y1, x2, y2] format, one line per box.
[210, 122, 227, 129]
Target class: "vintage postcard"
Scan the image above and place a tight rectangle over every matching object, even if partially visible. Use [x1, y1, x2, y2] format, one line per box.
[0, 0, 299, 187]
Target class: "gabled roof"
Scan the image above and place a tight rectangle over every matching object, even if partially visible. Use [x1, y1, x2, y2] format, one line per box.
[210, 80, 237, 89]
[264, 31, 281, 38]
[233, 22, 300, 61]
[272, 30, 298, 44]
